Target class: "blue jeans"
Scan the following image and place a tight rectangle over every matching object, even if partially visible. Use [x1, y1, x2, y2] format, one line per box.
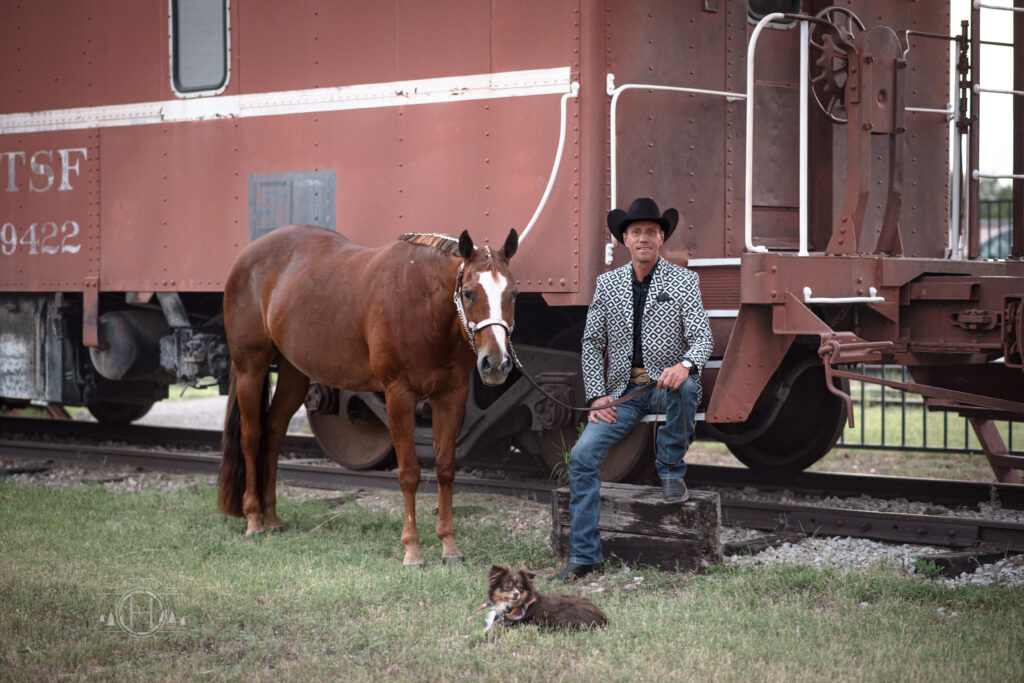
[567, 377, 698, 565]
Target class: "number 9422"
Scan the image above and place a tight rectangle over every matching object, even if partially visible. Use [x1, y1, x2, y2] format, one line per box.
[1, 221, 81, 256]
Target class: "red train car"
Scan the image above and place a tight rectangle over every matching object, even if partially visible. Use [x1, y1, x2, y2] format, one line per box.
[2, 1, 1022, 481]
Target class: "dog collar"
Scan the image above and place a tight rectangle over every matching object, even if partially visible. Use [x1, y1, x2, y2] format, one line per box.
[504, 594, 536, 621]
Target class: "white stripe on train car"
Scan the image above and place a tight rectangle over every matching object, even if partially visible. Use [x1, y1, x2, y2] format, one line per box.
[0, 66, 572, 135]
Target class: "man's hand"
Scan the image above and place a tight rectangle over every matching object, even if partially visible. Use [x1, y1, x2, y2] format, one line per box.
[657, 362, 690, 391]
[588, 395, 618, 424]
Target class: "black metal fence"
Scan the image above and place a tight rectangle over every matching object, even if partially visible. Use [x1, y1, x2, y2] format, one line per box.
[837, 200, 1021, 455]
[978, 198, 1013, 259]
[838, 363, 1022, 455]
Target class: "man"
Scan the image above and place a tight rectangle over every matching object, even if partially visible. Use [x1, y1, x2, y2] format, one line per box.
[552, 197, 713, 582]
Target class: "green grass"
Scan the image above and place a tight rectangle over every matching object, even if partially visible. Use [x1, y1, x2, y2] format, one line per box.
[2, 480, 1022, 681]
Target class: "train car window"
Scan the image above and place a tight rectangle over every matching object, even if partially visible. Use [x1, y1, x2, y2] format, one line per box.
[171, 0, 229, 96]
[748, 1, 800, 26]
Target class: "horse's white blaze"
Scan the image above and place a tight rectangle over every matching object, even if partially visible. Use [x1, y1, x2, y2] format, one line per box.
[479, 271, 509, 349]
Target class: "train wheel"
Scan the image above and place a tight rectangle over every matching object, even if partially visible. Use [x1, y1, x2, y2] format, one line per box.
[536, 421, 656, 484]
[306, 388, 396, 470]
[724, 363, 847, 473]
[87, 401, 153, 425]
[535, 425, 582, 478]
[602, 423, 657, 483]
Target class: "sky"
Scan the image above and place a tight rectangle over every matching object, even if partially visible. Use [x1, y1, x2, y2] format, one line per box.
[951, 0, 1018, 178]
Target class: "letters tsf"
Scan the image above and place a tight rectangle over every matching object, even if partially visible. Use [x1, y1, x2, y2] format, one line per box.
[1, 148, 88, 192]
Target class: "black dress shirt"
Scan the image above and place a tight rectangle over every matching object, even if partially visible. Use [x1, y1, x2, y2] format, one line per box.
[630, 262, 658, 368]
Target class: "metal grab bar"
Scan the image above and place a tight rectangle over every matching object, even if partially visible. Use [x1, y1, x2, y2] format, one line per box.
[973, 0, 1024, 12]
[745, 12, 785, 255]
[973, 170, 1024, 181]
[803, 286, 885, 304]
[518, 82, 579, 244]
[906, 104, 955, 117]
[973, 84, 1024, 96]
[605, 76, 747, 260]
[605, 12, 795, 258]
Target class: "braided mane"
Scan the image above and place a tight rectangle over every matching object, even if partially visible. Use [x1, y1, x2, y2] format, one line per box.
[398, 232, 461, 256]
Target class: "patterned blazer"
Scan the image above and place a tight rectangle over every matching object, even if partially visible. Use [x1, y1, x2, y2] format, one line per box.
[581, 256, 713, 404]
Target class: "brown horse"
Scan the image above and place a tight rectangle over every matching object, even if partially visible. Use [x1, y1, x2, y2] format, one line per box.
[217, 224, 518, 566]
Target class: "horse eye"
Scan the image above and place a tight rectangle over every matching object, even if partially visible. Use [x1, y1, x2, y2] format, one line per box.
[463, 290, 473, 302]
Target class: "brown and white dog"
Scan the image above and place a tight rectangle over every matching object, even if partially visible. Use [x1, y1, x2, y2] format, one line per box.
[480, 565, 608, 631]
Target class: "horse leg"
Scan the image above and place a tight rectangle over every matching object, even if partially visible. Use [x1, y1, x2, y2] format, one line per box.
[262, 358, 310, 531]
[385, 384, 422, 566]
[235, 365, 270, 535]
[429, 383, 470, 562]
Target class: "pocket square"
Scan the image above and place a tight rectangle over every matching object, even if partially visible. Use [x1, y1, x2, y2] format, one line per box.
[656, 292, 672, 303]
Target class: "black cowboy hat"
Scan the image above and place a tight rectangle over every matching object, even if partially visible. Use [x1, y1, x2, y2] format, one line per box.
[607, 197, 679, 244]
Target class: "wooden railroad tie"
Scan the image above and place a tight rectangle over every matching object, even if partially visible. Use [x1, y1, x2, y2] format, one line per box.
[550, 482, 723, 571]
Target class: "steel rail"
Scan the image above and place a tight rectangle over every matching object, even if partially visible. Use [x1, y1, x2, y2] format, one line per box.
[3, 437, 1024, 552]
[3, 416, 1023, 509]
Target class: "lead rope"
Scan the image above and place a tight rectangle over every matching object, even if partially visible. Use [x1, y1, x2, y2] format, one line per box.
[508, 341, 689, 469]
[454, 269, 688, 467]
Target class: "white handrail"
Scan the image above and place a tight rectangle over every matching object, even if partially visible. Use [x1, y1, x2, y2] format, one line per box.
[973, 0, 1024, 12]
[798, 19, 809, 256]
[803, 286, 885, 304]
[744, 13, 785, 254]
[950, 94, 963, 260]
[973, 84, 1024, 96]
[973, 169, 1024, 181]
[906, 104, 955, 117]
[518, 81, 579, 244]
[606, 74, 746, 213]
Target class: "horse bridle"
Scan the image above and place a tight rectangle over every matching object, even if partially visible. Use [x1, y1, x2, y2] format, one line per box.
[452, 262, 667, 418]
[453, 262, 514, 355]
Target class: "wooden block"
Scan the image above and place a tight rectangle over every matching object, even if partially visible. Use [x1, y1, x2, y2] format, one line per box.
[551, 482, 723, 571]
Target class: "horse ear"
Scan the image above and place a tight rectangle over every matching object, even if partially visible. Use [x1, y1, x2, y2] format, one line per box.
[458, 230, 475, 259]
[503, 228, 519, 260]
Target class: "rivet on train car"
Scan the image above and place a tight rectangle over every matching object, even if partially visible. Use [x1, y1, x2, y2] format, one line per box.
[858, 289, 864, 296]
[771, 290, 777, 298]
[770, 266, 777, 273]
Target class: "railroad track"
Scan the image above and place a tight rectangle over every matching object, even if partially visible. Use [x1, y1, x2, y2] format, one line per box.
[3, 417, 1024, 557]
[3, 416, 1022, 506]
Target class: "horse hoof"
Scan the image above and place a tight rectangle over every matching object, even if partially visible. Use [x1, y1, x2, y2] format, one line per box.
[244, 529, 264, 540]
[442, 555, 465, 565]
[267, 525, 285, 533]
[404, 563, 424, 570]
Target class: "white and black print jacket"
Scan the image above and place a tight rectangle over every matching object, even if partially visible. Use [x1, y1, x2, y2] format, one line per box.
[581, 256, 713, 404]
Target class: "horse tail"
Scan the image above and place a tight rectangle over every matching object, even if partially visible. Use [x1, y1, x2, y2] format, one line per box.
[217, 367, 270, 517]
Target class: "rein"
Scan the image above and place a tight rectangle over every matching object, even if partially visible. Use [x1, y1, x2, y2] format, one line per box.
[451, 262, 656, 414]
[453, 264, 654, 413]
[508, 342, 656, 413]
[450, 252, 686, 466]
[453, 265, 652, 413]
